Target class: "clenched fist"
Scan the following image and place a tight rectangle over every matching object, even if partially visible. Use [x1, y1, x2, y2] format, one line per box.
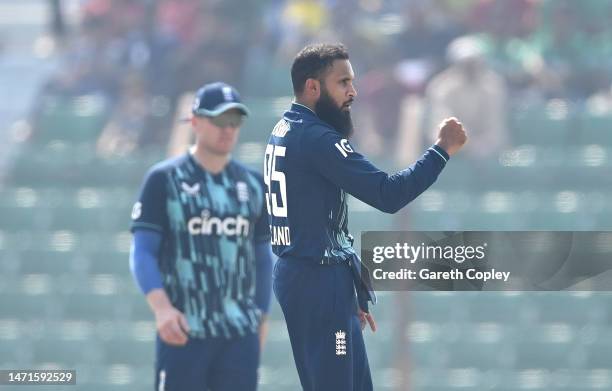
[435, 117, 467, 156]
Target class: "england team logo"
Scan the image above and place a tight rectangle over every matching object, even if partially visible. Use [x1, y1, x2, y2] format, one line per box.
[335, 330, 346, 356]
[236, 182, 249, 202]
[222, 86, 233, 101]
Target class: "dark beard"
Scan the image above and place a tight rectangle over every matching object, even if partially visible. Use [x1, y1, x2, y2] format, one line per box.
[315, 87, 354, 138]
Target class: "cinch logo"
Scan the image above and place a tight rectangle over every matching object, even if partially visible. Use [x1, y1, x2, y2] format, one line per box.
[187, 210, 250, 236]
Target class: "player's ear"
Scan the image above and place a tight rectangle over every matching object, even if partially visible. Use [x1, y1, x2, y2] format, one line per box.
[304, 78, 320, 100]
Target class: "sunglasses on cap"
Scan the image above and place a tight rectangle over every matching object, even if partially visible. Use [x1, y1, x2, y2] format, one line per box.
[207, 111, 245, 128]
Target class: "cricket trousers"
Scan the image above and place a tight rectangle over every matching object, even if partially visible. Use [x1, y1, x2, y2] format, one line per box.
[154, 333, 259, 391]
[273, 257, 373, 391]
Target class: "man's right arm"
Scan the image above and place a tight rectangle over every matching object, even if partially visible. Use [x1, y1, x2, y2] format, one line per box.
[130, 230, 190, 346]
[130, 166, 189, 345]
[129, 230, 163, 295]
[304, 118, 466, 214]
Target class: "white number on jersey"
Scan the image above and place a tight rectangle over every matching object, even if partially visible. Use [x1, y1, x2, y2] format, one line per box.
[264, 144, 288, 217]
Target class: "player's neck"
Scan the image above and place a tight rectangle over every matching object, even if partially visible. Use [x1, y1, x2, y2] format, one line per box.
[190, 145, 230, 175]
[295, 98, 316, 113]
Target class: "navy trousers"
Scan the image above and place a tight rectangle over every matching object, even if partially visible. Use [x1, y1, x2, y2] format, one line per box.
[273, 258, 373, 391]
[154, 333, 259, 391]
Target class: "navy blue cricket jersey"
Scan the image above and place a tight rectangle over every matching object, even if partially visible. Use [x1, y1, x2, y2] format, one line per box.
[264, 102, 449, 262]
[130, 153, 270, 338]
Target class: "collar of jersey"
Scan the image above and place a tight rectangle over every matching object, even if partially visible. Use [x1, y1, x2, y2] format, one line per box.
[291, 102, 317, 117]
[186, 152, 230, 182]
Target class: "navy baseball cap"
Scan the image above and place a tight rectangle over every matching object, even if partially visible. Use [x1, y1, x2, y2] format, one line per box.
[191, 82, 250, 117]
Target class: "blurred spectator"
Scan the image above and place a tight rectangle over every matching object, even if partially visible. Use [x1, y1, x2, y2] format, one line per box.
[426, 35, 508, 160]
[49, 0, 67, 40]
[352, 1, 463, 159]
[467, 0, 538, 94]
[97, 73, 151, 157]
[352, 60, 407, 158]
[530, 1, 584, 99]
[36, 0, 612, 155]
[41, 16, 120, 99]
[393, 0, 466, 90]
[283, 0, 328, 33]
[172, 1, 264, 93]
[526, 0, 612, 99]
[156, 0, 201, 45]
[469, 0, 536, 38]
[277, 0, 332, 60]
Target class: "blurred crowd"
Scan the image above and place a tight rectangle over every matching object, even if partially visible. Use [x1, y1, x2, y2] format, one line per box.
[39, 0, 612, 158]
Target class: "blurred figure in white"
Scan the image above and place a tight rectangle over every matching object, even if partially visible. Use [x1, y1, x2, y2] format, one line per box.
[426, 35, 508, 160]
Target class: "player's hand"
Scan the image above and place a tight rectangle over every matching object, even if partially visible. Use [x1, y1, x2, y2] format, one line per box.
[154, 306, 190, 346]
[258, 315, 269, 349]
[435, 117, 467, 156]
[358, 309, 377, 332]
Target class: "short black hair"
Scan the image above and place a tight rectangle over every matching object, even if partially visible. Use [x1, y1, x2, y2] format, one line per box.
[291, 43, 349, 95]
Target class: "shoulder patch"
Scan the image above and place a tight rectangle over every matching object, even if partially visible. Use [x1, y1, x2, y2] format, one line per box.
[131, 202, 142, 220]
[271, 120, 290, 137]
[334, 138, 354, 158]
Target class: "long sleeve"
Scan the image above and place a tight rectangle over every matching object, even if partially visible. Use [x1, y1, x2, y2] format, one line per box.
[129, 229, 164, 295]
[304, 127, 449, 214]
[254, 241, 274, 313]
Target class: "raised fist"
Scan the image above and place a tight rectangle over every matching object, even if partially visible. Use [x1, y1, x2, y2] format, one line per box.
[435, 117, 467, 157]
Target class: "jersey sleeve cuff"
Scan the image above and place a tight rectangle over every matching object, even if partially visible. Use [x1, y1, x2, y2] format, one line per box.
[429, 145, 450, 163]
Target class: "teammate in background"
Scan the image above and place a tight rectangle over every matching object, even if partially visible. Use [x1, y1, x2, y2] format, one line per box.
[129, 82, 273, 391]
[266, 43, 467, 390]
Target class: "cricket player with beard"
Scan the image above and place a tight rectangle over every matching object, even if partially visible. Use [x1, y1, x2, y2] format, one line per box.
[264, 43, 467, 390]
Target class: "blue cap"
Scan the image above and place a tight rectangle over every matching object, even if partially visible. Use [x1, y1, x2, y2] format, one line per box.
[192, 82, 250, 117]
